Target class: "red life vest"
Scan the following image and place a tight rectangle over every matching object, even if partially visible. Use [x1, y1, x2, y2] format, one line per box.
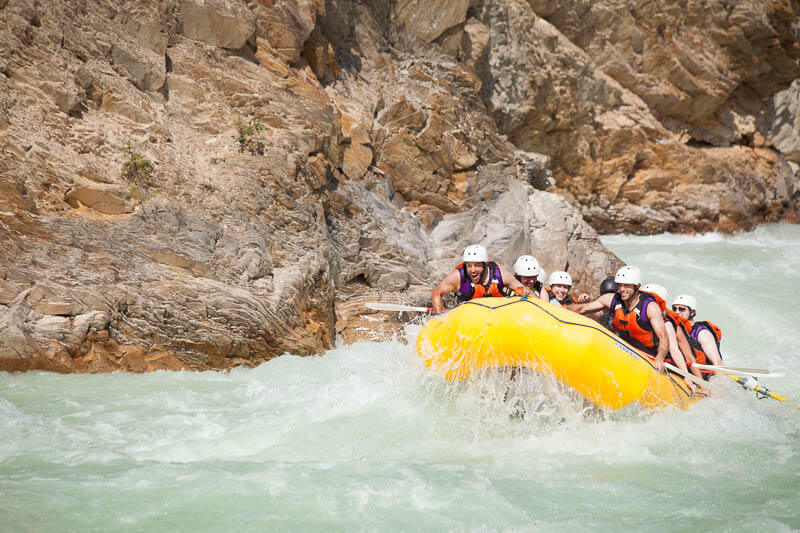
[610, 290, 660, 356]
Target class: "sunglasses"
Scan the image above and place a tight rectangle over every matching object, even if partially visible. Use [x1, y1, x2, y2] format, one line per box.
[672, 305, 689, 312]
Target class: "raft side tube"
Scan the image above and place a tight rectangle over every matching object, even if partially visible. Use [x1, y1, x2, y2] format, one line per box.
[415, 297, 695, 411]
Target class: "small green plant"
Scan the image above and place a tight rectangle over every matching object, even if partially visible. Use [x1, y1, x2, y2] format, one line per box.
[121, 141, 155, 187]
[236, 120, 265, 155]
[202, 183, 217, 192]
[121, 141, 159, 208]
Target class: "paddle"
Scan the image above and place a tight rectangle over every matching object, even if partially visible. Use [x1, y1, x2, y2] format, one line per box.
[365, 302, 434, 313]
[641, 352, 721, 394]
[663, 361, 724, 395]
[727, 375, 800, 410]
[691, 363, 784, 379]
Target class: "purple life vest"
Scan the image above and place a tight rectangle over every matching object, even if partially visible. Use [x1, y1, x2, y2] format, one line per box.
[456, 261, 505, 302]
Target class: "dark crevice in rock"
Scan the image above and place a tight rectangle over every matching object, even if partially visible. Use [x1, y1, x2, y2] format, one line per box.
[226, 42, 258, 65]
[67, 105, 84, 119]
[318, 2, 366, 75]
[350, 274, 369, 287]
[686, 138, 716, 148]
[161, 53, 171, 101]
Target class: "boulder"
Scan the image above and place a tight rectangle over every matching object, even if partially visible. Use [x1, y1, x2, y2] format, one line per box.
[341, 144, 373, 180]
[256, 0, 325, 62]
[428, 180, 621, 293]
[393, 0, 470, 43]
[65, 182, 134, 215]
[763, 80, 800, 163]
[180, 0, 256, 50]
[111, 43, 166, 92]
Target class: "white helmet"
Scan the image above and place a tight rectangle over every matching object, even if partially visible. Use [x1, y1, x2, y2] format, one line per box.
[672, 294, 697, 312]
[548, 271, 572, 287]
[462, 244, 488, 263]
[614, 265, 642, 285]
[641, 283, 668, 303]
[513, 255, 540, 277]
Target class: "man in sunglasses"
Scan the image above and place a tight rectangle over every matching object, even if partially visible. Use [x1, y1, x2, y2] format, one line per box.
[571, 265, 670, 365]
[671, 295, 723, 379]
[641, 284, 702, 389]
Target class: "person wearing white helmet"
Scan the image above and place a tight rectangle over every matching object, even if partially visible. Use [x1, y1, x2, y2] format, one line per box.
[545, 271, 572, 305]
[513, 255, 545, 296]
[672, 294, 697, 319]
[641, 284, 699, 387]
[571, 265, 669, 364]
[545, 271, 592, 307]
[542, 271, 589, 306]
[431, 244, 526, 313]
[671, 295, 724, 379]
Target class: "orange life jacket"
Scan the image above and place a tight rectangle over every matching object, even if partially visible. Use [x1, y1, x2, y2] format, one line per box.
[610, 290, 660, 356]
[665, 309, 692, 337]
[650, 292, 667, 313]
[688, 320, 723, 367]
[455, 261, 506, 302]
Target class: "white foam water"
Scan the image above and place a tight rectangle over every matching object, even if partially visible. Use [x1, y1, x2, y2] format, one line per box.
[2, 224, 799, 531]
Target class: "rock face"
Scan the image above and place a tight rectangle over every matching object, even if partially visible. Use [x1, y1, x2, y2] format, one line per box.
[0, 0, 797, 373]
[764, 80, 800, 164]
[471, 0, 800, 233]
[0, 0, 620, 372]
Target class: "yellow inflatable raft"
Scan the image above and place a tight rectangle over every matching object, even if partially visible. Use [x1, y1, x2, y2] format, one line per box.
[415, 296, 700, 411]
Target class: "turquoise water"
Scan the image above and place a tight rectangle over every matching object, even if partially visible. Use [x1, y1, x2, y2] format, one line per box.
[2, 224, 799, 531]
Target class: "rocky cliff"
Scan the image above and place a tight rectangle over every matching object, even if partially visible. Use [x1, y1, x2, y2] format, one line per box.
[0, 0, 798, 372]
[470, 0, 800, 233]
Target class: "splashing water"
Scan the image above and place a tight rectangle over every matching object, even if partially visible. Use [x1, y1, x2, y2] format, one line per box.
[2, 224, 799, 531]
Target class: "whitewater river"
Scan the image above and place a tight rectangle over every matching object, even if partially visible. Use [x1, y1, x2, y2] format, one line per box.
[2, 224, 799, 531]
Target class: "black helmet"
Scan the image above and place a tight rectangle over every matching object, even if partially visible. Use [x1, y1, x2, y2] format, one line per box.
[600, 277, 618, 294]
